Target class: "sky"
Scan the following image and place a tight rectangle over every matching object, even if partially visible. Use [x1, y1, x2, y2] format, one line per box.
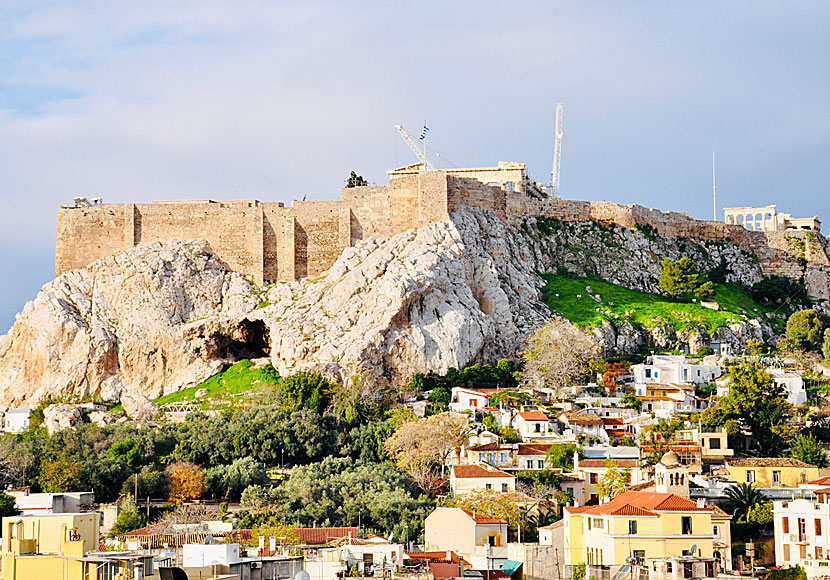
[1, 1, 829, 332]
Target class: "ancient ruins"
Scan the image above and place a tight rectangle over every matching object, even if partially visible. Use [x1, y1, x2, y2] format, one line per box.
[724, 205, 821, 232]
[56, 163, 828, 285]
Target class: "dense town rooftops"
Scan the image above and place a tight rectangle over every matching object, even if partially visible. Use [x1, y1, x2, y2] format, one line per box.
[727, 457, 816, 468]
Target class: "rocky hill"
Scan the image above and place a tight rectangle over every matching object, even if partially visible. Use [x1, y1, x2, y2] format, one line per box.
[0, 208, 821, 408]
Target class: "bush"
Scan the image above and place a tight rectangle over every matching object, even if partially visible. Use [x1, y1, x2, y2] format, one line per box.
[786, 309, 828, 353]
[240, 484, 283, 509]
[751, 276, 805, 305]
[109, 495, 146, 537]
[697, 345, 714, 356]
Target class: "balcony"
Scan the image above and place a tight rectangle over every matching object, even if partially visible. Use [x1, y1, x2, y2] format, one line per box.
[474, 545, 507, 559]
[789, 533, 808, 543]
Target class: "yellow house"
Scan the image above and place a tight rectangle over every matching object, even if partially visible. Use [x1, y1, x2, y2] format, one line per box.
[726, 458, 822, 487]
[2, 512, 103, 580]
[564, 491, 720, 568]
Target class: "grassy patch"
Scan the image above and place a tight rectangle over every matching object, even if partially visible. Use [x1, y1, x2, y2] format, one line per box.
[540, 273, 775, 333]
[154, 359, 281, 407]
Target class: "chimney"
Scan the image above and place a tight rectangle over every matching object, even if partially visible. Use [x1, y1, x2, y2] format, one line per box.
[697, 498, 706, 508]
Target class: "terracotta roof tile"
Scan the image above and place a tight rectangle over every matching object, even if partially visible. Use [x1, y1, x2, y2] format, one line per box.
[469, 442, 509, 451]
[602, 418, 625, 426]
[803, 476, 830, 486]
[452, 464, 515, 479]
[728, 457, 816, 468]
[518, 443, 553, 456]
[565, 491, 709, 516]
[462, 509, 507, 524]
[517, 411, 549, 421]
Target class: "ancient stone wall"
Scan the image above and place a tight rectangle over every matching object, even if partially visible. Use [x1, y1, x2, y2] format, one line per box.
[55, 165, 829, 288]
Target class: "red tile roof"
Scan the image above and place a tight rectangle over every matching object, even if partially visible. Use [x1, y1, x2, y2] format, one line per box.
[406, 551, 467, 564]
[518, 443, 553, 456]
[517, 411, 549, 421]
[469, 442, 509, 451]
[602, 417, 625, 426]
[452, 464, 515, 479]
[296, 527, 359, 544]
[728, 457, 816, 468]
[430, 563, 465, 580]
[454, 387, 500, 396]
[462, 509, 507, 524]
[804, 476, 830, 486]
[565, 491, 710, 517]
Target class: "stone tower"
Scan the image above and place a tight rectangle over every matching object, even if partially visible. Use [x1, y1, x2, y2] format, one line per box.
[654, 450, 689, 497]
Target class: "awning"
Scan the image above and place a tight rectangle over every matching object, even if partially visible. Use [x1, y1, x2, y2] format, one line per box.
[500, 560, 523, 576]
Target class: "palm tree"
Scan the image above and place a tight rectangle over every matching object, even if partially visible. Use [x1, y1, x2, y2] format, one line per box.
[721, 483, 768, 523]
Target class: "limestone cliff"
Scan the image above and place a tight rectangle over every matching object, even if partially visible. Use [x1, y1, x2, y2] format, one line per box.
[0, 209, 811, 408]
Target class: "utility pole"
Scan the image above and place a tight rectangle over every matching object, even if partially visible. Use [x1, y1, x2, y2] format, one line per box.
[712, 150, 717, 221]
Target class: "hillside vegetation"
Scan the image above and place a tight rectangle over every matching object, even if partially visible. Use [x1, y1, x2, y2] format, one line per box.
[154, 359, 281, 408]
[541, 272, 778, 332]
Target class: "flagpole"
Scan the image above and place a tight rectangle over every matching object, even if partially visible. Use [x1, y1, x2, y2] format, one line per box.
[423, 119, 427, 170]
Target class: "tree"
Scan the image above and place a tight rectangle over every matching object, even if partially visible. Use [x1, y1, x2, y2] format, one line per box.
[823, 328, 830, 360]
[521, 319, 600, 400]
[700, 361, 795, 455]
[595, 459, 630, 500]
[166, 462, 204, 504]
[109, 495, 146, 537]
[545, 444, 580, 471]
[0, 492, 19, 518]
[249, 524, 303, 551]
[384, 412, 471, 494]
[204, 457, 268, 500]
[279, 371, 334, 414]
[345, 171, 368, 188]
[659, 257, 699, 298]
[38, 456, 83, 493]
[785, 309, 828, 353]
[621, 393, 642, 411]
[790, 433, 827, 467]
[240, 484, 284, 509]
[106, 438, 142, 467]
[721, 483, 768, 523]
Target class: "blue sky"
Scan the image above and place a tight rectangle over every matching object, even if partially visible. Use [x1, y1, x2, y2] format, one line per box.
[1, 1, 829, 332]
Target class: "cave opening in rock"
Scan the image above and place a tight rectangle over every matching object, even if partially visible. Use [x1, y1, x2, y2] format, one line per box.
[213, 319, 271, 361]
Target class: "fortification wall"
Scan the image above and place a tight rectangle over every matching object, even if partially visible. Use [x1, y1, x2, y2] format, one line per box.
[55, 167, 828, 289]
[55, 204, 135, 276]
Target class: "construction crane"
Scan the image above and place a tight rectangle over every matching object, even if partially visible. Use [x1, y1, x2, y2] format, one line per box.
[548, 103, 564, 197]
[394, 124, 434, 170]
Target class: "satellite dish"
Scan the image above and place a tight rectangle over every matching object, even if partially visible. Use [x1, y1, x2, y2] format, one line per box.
[204, 534, 214, 545]
[689, 544, 697, 555]
[295, 571, 311, 580]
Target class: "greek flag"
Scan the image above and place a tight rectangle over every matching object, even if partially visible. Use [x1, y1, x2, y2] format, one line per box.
[419, 125, 429, 140]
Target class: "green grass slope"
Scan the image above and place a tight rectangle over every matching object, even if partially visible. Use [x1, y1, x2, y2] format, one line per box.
[540, 273, 777, 332]
[154, 359, 281, 408]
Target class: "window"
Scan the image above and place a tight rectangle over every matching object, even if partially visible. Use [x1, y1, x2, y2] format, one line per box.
[588, 519, 592, 531]
[592, 518, 604, 529]
[537, 460, 545, 469]
[783, 544, 790, 561]
[817, 519, 822, 536]
[682, 516, 693, 535]
[773, 471, 781, 486]
[486, 483, 493, 490]
[818, 547, 824, 560]
[502, 483, 508, 493]
[746, 470, 755, 483]
[800, 545, 808, 559]
[488, 536, 496, 547]
[783, 517, 790, 534]
[666, 563, 673, 573]
[590, 473, 599, 484]
[633, 550, 645, 565]
[802, 472, 808, 483]
[629, 520, 638, 535]
[645, 369, 652, 378]
[709, 438, 721, 450]
[713, 525, 719, 536]
[799, 518, 807, 542]
[500, 452, 508, 463]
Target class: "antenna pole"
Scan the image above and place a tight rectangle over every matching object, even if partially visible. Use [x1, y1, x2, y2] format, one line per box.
[423, 120, 427, 170]
[712, 150, 717, 221]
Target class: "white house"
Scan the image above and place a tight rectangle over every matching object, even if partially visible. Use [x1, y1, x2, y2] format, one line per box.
[512, 411, 554, 440]
[770, 369, 808, 407]
[425, 507, 508, 570]
[774, 494, 830, 578]
[516, 443, 553, 470]
[3, 408, 32, 433]
[6, 488, 96, 515]
[450, 387, 500, 413]
[183, 543, 241, 567]
[450, 464, 516, 495]
[632, 356, 720, 393]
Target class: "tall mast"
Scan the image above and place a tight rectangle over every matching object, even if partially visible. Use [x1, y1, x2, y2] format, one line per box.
[549, 103, 564, 197]
[712, 150, 717, 221]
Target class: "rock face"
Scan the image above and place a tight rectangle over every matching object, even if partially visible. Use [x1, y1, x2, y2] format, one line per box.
[0, 208, 812, 407]
[42, 404, 83, 435]
[120, 392, 160, 423]
[0, 240, 258, 408]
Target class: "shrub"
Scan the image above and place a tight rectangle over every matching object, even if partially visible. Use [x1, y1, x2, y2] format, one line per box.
[786, 309, 828, 353]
